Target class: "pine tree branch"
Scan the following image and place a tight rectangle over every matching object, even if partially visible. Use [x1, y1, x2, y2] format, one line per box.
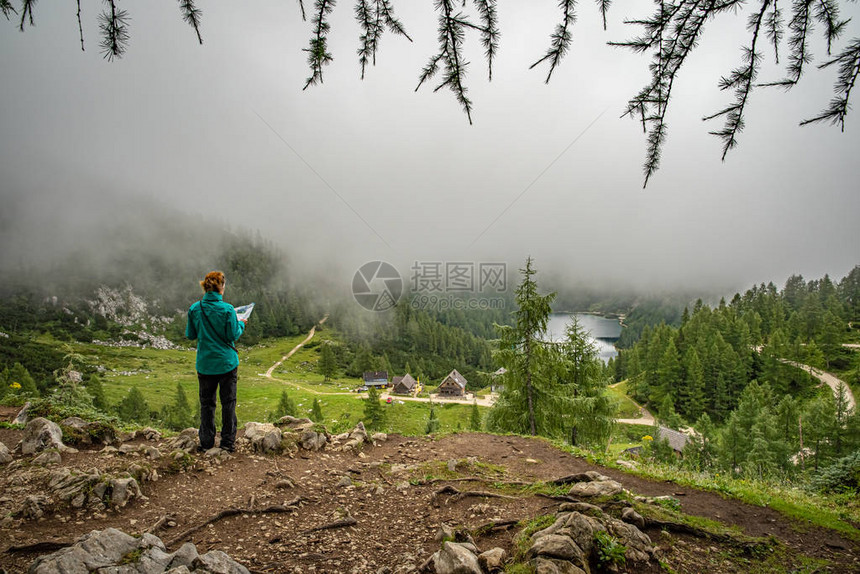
[704, 0, 770, 161]
[77, 0, 84, 51]
[598, 0, 612, 31]
[616, 0, 745, 186]
[530, 0, 576, 84]
[765, 0, 783, 63]
[355, 0, 411, 79]
[178, 0, 204, 45]
[473, 0, 499, 81]
[303, 0, 336, 90]
[98, 0, 130, 62]
[18, 0, 35, 31]
[380, 0, 412, 42]
[813, 0, 847, 55]
[800, 37, 860, 131]
[298, 0, 307, 21]
[416, 0, 473, 124]
[1, 0, 16, 21]
[356, 0, 379, 79]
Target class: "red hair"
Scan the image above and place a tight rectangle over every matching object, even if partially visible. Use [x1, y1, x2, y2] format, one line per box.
[200, 271, 225, 293]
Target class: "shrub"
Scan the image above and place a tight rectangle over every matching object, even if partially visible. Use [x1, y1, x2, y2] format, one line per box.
[594, 531, 626, 568]
[808, 450, 860, 494]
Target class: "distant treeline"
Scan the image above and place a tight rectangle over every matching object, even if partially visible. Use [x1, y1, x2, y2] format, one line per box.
[612, 266, 860, 424]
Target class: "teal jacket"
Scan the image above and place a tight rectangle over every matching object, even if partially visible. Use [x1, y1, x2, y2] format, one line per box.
[186, 292, 245, 375]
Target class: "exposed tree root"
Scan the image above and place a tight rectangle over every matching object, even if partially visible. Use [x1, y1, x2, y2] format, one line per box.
[644, 517, 773, 553]
[145, 513, 176, 534]
[433, 485, 516, 502]
[303, 515, 357, 533]
[420, 476, 531, 486]
[167, 497, 307, 548]
[5, 541, 72, 554]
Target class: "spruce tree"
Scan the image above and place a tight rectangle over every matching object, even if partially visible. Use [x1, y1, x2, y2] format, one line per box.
[166, 383, 195, 430]
[469, 401, 481, 431]
[311, 397, 323, 423]
[318, 342, 337, 381]
[363, 386, 387, 431]
[276, 390, 298, 419]
[117, 386, 150, 424]
[559, 320, 615, 448]
[85, 374, 108, 411]
[486, 257, 555, 436]
[425, 402, 440, 434]
[683, 348, 706, 421]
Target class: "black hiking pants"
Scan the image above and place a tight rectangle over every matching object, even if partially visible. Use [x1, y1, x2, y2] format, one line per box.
[197, 367, 238, 450]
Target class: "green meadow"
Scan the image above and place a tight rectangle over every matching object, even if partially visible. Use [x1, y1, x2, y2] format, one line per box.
[64, 334, 482, 436]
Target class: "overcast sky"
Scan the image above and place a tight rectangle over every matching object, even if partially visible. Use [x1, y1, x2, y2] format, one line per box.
[1, 1, 858, 296]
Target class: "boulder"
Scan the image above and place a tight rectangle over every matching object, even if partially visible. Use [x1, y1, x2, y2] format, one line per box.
[371, 432, 388, 443]
[526, 534, 584, 563]
[32, 450, 62, 466]
[300, 429, 328, 451]
[533, 557, 587, 574]
[27, 528, 250, 574]
[567, 479, 624, 498]
[621, 507, 646, 530]
[110, 476, 146, 507]
[432, 541, 482, 574]
[141, 427, 163, 441]
[243, 422, 283, 454]
[278, 415, 313, 427]
[477, 548, 507, 572]
[13, 401, 31, 425]
[0, 441, 13, 464]
[15, 494, 51, 520]
[560, 511, 606, 556]
[342, 422, 368, 453]
[19, 417, 70, 455]
[606, 518, 655, 563]
[164, 428, 199, 453]
[194, 550, 251, 574]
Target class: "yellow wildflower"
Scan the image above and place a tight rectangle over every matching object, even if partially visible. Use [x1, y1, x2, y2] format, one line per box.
[642, 435, 653, 441]
[9, 382, 21, 390]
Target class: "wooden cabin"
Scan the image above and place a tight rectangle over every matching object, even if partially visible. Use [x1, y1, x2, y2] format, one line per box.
[437, 369, 467, 397]
[391, 374, 418, 395]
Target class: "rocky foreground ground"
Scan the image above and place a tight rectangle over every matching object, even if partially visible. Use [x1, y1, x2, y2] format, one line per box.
[0, 407, 858, 573]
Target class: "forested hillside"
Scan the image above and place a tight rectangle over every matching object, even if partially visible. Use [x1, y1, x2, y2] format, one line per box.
[610, 267, 860, 486]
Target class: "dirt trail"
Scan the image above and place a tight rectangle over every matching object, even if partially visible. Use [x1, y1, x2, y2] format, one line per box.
[262, 316, 328, 379]
[379, 391, 498, 407]
[609, 381, 656, 426]
[782, 360, 856, 412]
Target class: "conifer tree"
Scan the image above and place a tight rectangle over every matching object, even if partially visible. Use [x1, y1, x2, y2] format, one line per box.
[655, 338, 681, 406]
[117, 386, 150, 424]
[469, 401, 481, 431]
[85, 374, 108, 411]
[311, 397, 323, 423]
[363, 385, 387, 431]
[276, 390, 298, 419]
[557, 320, 615, 448]
[487, 257, 556, 437]
[318, 342, 337, 381]
[682, 348, 706, 421]
[9, 362, 38, 397]
[165, 383, 195, 430]
[426, 402, 440, 434]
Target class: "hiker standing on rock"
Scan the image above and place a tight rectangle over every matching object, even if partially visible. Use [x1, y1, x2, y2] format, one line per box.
[186, 271, 246, 453]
